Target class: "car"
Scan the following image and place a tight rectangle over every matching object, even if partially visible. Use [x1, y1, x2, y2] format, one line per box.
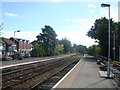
[1, 56, 13, 61]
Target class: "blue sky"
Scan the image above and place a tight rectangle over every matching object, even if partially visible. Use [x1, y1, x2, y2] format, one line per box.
[2, 1, 118, 47]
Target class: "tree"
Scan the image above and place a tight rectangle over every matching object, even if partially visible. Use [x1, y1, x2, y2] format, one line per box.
[59, 38, 72, 54]
[87, 17, 119, 60]
[88, 45, 100, 56]
[54, 44, 64, 55]
[118, 22, 120, 46]
[73, 44, 87, 54]
[70, 47, 77, 53]
[36, 25, 57, 56]
[115, 22, 120, 60]
[77, 45, 87, 54]
[31, 43, 46, 57]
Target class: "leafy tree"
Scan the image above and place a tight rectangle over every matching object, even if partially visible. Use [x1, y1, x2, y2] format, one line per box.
[87, 17, 119, 60]
[54, 44, 64, 55]
[77, 45, 87, 54]
[118, 22, 120, 46]
[59, 38, 72, 54]
[36, 25, 57, 56]
[31, 43, 46, 57]
[73, 44, 78, 53]
[88, 45, 100, 56]
[87, 17, 107, 57]
[115, 22, 120, 60]
[73, 44, 87, 54]
[70, 47, 76, 53]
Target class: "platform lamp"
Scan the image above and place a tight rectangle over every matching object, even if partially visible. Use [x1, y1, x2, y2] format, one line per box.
[101, 3, 111, 79]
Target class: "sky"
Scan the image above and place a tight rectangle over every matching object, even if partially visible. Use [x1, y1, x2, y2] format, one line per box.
[1, 0, 119, 47]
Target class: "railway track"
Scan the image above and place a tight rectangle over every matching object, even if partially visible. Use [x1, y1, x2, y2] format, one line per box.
[31, 58, 80, 90]
[1, 54, 78, 89]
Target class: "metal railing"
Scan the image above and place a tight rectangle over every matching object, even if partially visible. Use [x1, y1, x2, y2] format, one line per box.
[97, 55, 120, 86]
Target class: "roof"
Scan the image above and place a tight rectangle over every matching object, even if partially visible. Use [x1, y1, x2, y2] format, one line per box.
[10, 37, 29, 42]
[3, 38, 16, 45]
[31, 40, 37, 45]
[16, 38, 29, 42]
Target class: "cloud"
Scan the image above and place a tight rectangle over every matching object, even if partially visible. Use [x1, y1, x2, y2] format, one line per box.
[57, 30, 97, 47]
[62, 18, 96, 47]
[64, 18, 95, 30]
[88, 3, 96, 8]
[3, 30, 39, 42]
[5, 12, 19, 17]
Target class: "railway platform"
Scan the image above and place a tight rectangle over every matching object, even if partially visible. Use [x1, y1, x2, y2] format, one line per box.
[52, 54, 119, 89]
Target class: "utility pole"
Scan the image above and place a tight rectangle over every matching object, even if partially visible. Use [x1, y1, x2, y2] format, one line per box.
[14, 30, 20, 59]
[101, 3, 111, 78]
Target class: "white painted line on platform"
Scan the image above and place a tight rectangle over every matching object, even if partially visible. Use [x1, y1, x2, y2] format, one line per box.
[0, 55, 72, 69]
[0, 58, 55, 69]
[52, 58, 83, 89]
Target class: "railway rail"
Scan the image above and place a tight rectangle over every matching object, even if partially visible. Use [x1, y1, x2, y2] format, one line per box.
[1, 54, 77, 89]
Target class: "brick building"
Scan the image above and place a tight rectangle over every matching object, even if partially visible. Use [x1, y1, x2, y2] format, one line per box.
[10, 37, 31, 55]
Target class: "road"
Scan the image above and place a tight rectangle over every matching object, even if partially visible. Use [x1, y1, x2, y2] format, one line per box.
[53, 54, 117, 89]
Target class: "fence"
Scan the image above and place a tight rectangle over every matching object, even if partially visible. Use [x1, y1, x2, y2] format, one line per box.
[97, 55, 120, 86]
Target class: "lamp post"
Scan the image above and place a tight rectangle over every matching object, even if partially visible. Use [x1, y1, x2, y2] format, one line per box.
[14, 30, 20, 59]
[101, 3, 111, 78]
[14, 30, 20, 43]
[14, 30, 20, 46]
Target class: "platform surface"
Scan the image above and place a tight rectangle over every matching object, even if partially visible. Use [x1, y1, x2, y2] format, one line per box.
[53, 55, 118, 89]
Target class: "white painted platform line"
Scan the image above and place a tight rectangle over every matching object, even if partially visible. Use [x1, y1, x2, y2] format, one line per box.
[0, 55, 72, 69]
[0, 58, 55, 69]
[52, 59, 83, 89]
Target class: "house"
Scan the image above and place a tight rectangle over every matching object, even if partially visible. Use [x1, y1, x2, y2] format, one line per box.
[2, 38, 17, 56]
[10, 37, 31, 56]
